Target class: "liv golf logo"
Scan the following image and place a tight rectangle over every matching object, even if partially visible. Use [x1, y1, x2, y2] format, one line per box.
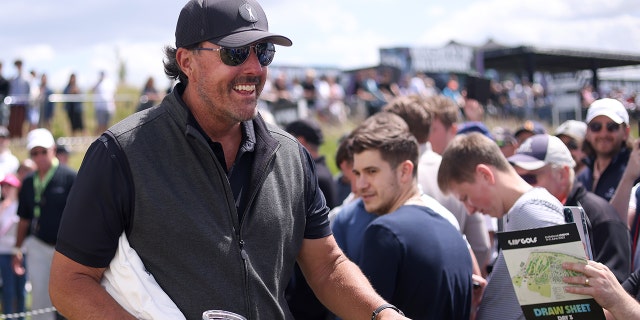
[508, 237, 538, 246]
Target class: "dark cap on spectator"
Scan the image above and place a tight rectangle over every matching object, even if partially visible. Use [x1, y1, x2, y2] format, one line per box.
[56, 144, 70, 155]
[457, 121, 493, 140]
[285, 119, 324, 146]
[175, 0, 292, 48]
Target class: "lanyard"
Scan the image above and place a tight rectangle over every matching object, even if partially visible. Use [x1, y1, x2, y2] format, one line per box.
[33, 157, 59, 219]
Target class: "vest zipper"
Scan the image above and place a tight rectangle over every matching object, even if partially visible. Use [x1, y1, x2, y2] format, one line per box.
[238, 238, 252, 319]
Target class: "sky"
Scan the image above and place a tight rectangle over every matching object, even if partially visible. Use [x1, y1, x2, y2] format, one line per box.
[2, 0, 640, 92]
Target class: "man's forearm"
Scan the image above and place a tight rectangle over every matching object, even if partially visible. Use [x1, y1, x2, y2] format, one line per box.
[304, 253, 390, 319]
[49, 252, 136, 320]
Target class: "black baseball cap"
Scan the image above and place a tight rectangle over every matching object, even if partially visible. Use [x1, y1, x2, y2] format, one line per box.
[175, 0, 292, 48]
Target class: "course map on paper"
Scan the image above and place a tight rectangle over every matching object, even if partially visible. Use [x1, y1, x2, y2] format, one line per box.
[499, 223, 605, 320]
[506, 248, 587, 305]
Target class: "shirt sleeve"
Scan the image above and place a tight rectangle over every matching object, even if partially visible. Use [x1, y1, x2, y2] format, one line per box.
[300, 145, 332, 239]
[55, 134, 132, 268]
[358, 222, 401, 300]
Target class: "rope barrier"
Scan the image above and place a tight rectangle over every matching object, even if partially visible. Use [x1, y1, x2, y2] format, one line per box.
[0, 307, 57, 319]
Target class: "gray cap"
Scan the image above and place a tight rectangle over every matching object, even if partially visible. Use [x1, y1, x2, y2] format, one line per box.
[175, 0, 292, 48]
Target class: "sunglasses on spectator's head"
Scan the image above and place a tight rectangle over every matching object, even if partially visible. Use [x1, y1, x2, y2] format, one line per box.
[194, 42, 276, 67]
[588, 121, 621, 133]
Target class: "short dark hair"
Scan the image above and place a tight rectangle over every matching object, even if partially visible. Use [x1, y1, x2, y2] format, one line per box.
[334, 134, 353, 167]
[425, 95, 459, 128]
[382, 95, 431, 144]
[350, 112, 419, 176]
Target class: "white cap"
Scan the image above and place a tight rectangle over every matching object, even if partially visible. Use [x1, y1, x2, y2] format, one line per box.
[555, 120, 587, 142]
[26, 128, 55, 150]
[508, 134, 575, 170]
[585, 98, 629, 125]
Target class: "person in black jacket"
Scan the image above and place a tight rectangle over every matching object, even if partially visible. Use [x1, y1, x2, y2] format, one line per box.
[509, 134, 631, 282]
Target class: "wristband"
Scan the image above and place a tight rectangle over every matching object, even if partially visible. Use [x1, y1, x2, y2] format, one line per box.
[12, 247, 22, 255]
[371, 303, 404, 320]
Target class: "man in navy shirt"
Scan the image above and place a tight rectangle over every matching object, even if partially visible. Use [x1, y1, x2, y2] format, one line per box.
[350, 112, 473, 319]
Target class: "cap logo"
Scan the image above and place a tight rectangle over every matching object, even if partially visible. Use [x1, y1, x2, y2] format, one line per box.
[239, 3, 258, 23]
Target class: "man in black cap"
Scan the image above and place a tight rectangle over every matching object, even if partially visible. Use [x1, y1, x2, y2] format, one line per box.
[286, 119, 337, 209]
[49, 1, 408, 320]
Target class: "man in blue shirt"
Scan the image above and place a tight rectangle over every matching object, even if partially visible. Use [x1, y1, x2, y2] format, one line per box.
[349, 111, 473, 319]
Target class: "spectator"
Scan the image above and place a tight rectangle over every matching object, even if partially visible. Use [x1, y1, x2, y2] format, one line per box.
[555, 120, 588, 176]
[13, 128, 76, 320]
[332, 134, 357, 207]
[0, 126, 19, 177]
[27, 70, 40, 131]
[420, 96, 492, 273]
[0, 174, 25, 319]
[285, 119, 337, 209]
[491, 126, 518, 158]
[384, 95, 490, 276]
[63, 73, 85, 136]
[0, 62, 9, 126]
[509, 134, 631, 282]
[38, 74, 55, 130]
[350, 111, 473, 319]
[513, 120, 546, 145]
[92, 70, 116, 135]
[7, 60, 29, 138]
[136, 76, 161, 112]
[579, 98, 636, 217]
[425, 94, 459, 155]
[55, 144, 70, 166]
[438, 132, 565, 319]
[285, 118, 337, 320]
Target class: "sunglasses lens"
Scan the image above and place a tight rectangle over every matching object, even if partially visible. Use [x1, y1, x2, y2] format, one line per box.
[567, 140, 579, 150]
[219, 43, 275, 67]
[256, 43, 276, 66]
[588, 122, 602, 132]
[606, 122, 620, 132]
[220, 47, 251, 66]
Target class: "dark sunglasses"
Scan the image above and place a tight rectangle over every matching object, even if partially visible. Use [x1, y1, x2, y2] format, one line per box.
[520, 173, 539, 185]
[29, 149, 48, 157]
[588, 121, 621, 133]
[194, 43, 276, 67]
[565, 139, 579, 151]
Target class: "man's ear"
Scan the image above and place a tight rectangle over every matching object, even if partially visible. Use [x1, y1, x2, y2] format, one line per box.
[475, 164, 495, 185]
[399, 160, 415, 182]
[176, 48, 193, 78]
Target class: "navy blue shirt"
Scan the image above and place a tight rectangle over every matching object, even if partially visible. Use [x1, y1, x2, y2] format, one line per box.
[359, 205, 472, 320]
[578, 147, 633, 201]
